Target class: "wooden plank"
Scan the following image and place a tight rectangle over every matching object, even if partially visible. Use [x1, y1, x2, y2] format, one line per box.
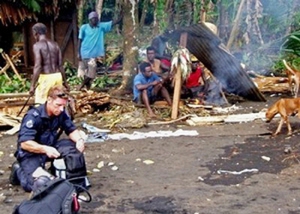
[186, 111, 275, 126]
[0, 91, 80, 99]
[0, 100, 34, 108]
[4, 124, 20, 135]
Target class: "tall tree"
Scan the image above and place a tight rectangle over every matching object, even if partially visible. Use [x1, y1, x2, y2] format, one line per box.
[118, 0, 139, 92]
[140, 0, 150, 30]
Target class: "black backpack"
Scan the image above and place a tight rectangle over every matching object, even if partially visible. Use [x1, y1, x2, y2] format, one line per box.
[13, 178, 91, 214]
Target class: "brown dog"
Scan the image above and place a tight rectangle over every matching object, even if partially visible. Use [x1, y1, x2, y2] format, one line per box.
[283, 59, 300, 98]
[265, 98, 300, 136]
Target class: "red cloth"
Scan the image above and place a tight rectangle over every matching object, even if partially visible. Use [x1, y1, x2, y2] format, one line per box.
[161, 59, 171, 67]
[186, 67, 202, 88]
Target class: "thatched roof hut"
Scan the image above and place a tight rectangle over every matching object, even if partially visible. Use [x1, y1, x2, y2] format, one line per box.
[0, 0, 79, 69]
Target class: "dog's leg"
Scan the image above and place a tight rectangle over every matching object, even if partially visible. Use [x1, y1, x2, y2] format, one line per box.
[274, 118, 284, 136]
[295, 79, 299, 97]
[286, 117, 292, 135]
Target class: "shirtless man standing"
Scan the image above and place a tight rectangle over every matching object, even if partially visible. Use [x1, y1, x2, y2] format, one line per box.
[29, 23, 70, 105]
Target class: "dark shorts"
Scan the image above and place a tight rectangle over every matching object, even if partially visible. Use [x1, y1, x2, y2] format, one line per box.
[134, 89, 157, 104]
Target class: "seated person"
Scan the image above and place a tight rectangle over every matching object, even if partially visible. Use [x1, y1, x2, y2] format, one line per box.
[133, 62, 172, 117]
[184, 55, 206, 98]
[144, 46, 170, 77]
[151, 32, 172, 73]
[9, 85, 88, 192]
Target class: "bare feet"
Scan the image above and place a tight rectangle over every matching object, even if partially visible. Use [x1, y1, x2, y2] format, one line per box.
[148, 113, 157, 118]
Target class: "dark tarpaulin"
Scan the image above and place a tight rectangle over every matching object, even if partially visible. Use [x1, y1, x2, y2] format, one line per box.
[169, 23, 266, 102]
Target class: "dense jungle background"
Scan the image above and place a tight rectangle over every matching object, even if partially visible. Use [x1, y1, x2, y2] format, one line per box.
[1, 0, 300, 92]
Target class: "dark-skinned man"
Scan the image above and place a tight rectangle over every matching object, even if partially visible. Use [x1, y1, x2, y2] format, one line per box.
[133, 62, 172, 118]
[77, 11, 122, 90]
[29, 23, 70, 105]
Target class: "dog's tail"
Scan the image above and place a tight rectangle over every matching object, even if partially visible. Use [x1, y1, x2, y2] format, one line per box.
[283, 59, 297, 76]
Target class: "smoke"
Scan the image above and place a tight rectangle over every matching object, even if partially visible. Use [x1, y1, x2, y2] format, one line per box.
[240, 0, 297, 74]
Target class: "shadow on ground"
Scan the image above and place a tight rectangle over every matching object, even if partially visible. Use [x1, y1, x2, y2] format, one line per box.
[203, 125, 300, 186]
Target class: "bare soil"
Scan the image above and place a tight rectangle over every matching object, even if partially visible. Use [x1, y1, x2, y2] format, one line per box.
[1, 93, 300, 214]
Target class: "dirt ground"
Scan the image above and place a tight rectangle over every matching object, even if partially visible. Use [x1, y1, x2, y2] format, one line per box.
[2, 93, 300, 214]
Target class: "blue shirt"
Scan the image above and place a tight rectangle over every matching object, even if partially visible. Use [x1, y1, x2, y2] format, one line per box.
[79, 21, 112, 58]
[133, 73, 161, 101]
[16, 104, 77, 159]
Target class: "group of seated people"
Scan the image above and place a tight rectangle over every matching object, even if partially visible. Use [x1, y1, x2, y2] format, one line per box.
[133, 41, 208, 117]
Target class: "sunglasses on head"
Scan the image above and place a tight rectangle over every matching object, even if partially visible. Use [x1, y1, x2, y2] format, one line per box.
[55, 93, 68, 99]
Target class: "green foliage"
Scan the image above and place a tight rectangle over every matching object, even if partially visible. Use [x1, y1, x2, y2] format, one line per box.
[281, 31, 300, 57]
[0, 74, 30, 93]
[192, 0, 201, 24]
[92, 75, 119, 89]
[156, 0, 168, 32]
[63, 61, 81, 86]
[21, 0, 42, 12]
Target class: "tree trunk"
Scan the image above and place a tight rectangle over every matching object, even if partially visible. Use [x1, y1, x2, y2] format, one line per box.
[152, 0, 159, 35]
[140, 0, 149, 30]
[218, 0, 228, 41]
[116, 0, 139, 94]
[246, 0, 264, 45]
[226, 0, 246, 49]
[96, 0, 103, 20]
[114, 0, 122, 35]
[78, 0, 85, 27]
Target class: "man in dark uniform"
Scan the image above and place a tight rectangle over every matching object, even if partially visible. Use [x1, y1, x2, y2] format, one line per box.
[10, 85, 87, 192]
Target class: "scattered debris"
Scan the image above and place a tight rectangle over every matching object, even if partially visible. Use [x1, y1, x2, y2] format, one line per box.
[75, 91, 110, 114]
[111, 166, 119, 171]
[261, 156, 271, 161]
[143, 160, 155, 165]
[284, 145, 292, 154]
[186, 110, 276, 125]
[97, 161, 105, 169]
[82, 122, 110, 133]
[217, 168, 259, 175]
[252, 77, 289, 93]
[92, 168, 100, 172]
[108, 162, 115, 166]
[107, 129, 199, 141]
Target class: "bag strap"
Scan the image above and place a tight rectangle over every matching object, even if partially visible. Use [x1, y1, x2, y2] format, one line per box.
[31, 178, 65, 200]
[67, 176, 92, 202]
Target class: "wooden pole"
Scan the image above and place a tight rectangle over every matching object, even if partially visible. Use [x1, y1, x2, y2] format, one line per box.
[50, 19, 55, 41]
[171, 32, 188, 119]
[22, 26, 28, 68]
[72, 11, 78, 65]
[171, 66, 182, 119]
[2, 53, 23, 81]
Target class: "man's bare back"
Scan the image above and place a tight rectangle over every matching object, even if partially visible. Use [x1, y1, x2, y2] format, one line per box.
[34, 39, 61, 74]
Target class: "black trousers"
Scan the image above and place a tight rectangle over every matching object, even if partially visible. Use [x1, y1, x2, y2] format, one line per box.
[16, 139, 86, 192]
